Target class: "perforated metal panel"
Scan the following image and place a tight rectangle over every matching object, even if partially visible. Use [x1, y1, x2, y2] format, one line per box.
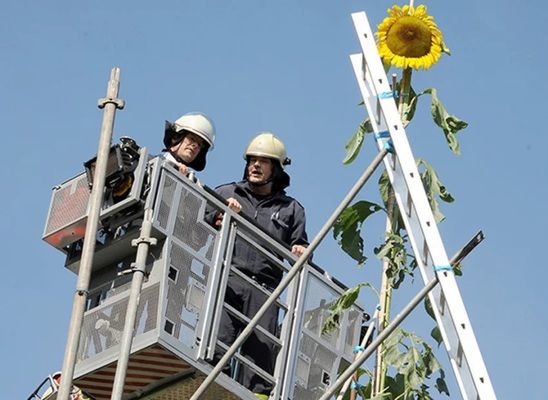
[77, 283, 160, 362]
[288, 272, 364, 399]
[43, 174, 90, 249]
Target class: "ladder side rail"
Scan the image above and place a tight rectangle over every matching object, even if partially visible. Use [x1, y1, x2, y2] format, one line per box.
[349, 53, 445, 332]
[351, 49, 471, 399]
[351, 11, 496, 399]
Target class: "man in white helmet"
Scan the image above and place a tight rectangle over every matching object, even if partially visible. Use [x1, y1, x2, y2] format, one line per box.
[213, 132, 308, 398]
[162, 112, 215, 177]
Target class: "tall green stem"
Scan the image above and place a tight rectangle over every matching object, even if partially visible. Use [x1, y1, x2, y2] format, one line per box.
[372, 67, 412, 398]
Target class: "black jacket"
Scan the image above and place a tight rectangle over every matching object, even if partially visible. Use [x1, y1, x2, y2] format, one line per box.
[215, 180, 308, 285]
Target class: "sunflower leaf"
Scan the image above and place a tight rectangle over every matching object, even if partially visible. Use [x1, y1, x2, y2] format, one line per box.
[321, 282, 374, 334]
[333, 200, 383, 264]
[417, 159, 454, 223]
[343, 118, 373, 165]
[423, 87, 468, 155]
[441, 40, 451, 56]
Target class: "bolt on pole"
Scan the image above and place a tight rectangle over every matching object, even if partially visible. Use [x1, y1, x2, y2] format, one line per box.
[57, 68, 124, 400]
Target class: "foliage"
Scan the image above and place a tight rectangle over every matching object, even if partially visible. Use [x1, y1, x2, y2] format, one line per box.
[374, 232, 414, 289]
[333, 200, 383, 265]
[326, 4, 471, 399]
[322, 282, 377, 335]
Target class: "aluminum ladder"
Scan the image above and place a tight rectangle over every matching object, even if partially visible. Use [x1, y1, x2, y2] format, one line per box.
[348, 11, 496, 400]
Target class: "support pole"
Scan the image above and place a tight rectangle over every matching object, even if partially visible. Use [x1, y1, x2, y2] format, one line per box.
[110, 209, 157, 400]
[318, 231, 484, 400]
[57, 68, 124, 400]
[189, 149, 389, 400]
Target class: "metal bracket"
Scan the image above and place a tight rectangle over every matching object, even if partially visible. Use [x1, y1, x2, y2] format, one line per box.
[131, 236, 158, 247]
[97, 97, 125, 109]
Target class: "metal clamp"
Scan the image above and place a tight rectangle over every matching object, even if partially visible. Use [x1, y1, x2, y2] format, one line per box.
[131, 236, 158, 247]
[97, 97, 125, 109]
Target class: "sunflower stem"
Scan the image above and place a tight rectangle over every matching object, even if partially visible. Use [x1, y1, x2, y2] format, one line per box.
[398, 68, 413, 118]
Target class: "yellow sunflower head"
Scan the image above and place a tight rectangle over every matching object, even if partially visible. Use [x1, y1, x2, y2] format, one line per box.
[376, 4, 445, 70]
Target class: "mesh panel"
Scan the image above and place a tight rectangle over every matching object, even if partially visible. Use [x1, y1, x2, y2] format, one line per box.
[45, 174, 90, 235]
[157, 175, 177, 231]
[344, 308, 362, 358]
[77, 283, 160, 362]
[173, 188, 215, 261]
[164, 242, 210, 349]
[293, 333, 338, 399]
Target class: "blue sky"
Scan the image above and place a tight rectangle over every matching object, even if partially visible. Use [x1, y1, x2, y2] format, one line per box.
[1, 1, 546, 399]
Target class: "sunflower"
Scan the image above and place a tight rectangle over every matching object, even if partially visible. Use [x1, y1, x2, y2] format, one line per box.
[376, 4, 444, 70]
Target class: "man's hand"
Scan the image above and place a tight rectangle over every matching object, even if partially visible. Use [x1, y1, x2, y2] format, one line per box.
[227, 197, 242, 213]
[173, 161, 190, 177]
[291, 244, 306, 257]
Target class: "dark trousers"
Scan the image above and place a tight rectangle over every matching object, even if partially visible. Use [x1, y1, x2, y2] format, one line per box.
[217, 274, 279, 395]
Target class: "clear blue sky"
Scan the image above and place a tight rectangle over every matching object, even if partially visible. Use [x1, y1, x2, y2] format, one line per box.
[1, 1, 545, 399]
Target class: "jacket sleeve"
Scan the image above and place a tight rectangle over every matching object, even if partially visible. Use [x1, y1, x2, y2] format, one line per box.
[290, 201, 309, 247]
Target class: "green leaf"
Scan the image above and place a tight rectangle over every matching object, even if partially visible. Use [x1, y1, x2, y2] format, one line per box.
[400, 84, 419, 126]
[441, 40, 451, 56]
[321, 283, 374, 334]
[374, 232, 413, 289]
[417, 159, 454, 223]
[424, 298, 435, 321]
[344, 118, 373, 164]
[435, 369, 450, 396]
[333, 200, 383, 265]
[430, 326, 443, 347]
[423, 87, 468, 155]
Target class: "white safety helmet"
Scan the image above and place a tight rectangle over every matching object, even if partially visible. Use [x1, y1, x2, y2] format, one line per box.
[243, 132, 291, 190]
[243, 132, 291, 169]
[164, 112, 216, 171]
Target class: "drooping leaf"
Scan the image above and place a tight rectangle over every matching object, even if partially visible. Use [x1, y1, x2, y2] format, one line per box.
[435, 369, 450, 396]
[422, 87, 468, 155]
[333, 200, 383, 265]
[321, 282, 374, 334]
[417, 159, 454, 223]
[430, 327, 443, 347]
[400, 84, 419, 126]
[344, 118, 374, 164]
[374, 232, 413, 289]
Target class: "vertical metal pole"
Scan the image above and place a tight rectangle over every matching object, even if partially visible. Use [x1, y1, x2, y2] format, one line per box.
[57, 68, 124, 400]
[110, 209, 157, 400]
[189, 149, 388, 400]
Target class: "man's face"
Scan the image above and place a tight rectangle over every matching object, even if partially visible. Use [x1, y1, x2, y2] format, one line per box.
[171, 132, 204, 163]
[247, 156, 274, 185]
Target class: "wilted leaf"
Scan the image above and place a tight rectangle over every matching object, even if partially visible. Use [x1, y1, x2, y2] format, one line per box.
[417, 159, 454, 223]
[423, 87, 468, 155]
[344, 118, 373, 164]
[333, 200, 383, 265]
[321, 283, 372, 334]
[430, 327, 443, 347]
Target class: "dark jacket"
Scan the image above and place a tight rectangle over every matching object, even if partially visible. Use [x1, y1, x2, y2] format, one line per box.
[215, 180, 308, 285]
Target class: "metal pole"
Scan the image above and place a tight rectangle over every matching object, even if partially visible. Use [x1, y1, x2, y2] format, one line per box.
[319, 232, 485, 400]
[189, 149, 389, 400]
[57, 68, 124, 400]
[337, 308, 379, 400]
[111, 209, 157, 400]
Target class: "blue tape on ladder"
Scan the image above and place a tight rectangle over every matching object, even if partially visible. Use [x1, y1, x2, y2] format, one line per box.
[384, 140, 394, 153]
[351, 382, 363, 390]
[353, 345, 365, 353]
[374, 130, 390, 139]
[378, 91, 394, 99]
[434, 264, 452, 272]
